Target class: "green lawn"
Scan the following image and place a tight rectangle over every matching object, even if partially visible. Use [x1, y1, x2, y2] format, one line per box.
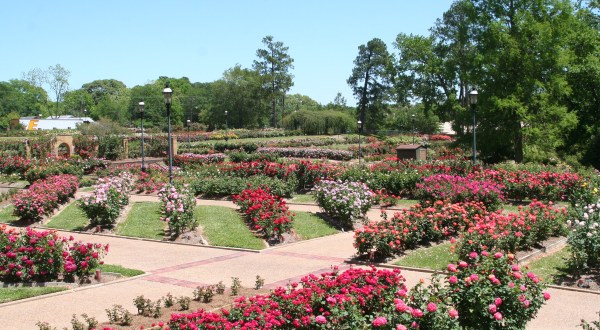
[292, 211, 339, 240]
[0, 205, 18, 223]
[394, 242, 454, 270]
[45, 202, 88, 230]
[97, 264, 145, 277]
[288, 194, 315, 204]
[0, 286, 68, 303]
[526, 246, 571, 284]
[115, 202, 164, 240]
[195, 205, 265, 250]
[394, 199, 419, 208]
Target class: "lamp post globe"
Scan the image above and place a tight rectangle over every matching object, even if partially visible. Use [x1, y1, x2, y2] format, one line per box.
[138, 101, 146, 173]
[163, 82, 174, 184]
[469, 90, 478, 166]
[187, 119, 191, 144]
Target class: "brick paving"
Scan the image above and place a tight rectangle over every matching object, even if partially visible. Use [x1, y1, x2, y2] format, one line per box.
[0, 197, 598, 329]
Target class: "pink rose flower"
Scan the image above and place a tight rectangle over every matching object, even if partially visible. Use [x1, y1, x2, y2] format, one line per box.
[373, 317, 387, 327]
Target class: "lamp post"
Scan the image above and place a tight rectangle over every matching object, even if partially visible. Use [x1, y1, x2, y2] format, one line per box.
[469, 90, 478, 166]
[163, 82, 173, 184]
[357, 120, 362, 164]
[225, 110, 229, 142]
[186, 119, 191, 144]
[411, 114, 416, 144]
[138, 101, 147, 173]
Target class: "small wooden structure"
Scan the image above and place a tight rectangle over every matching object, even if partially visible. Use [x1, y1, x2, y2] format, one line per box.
[396, 144, 427, 161]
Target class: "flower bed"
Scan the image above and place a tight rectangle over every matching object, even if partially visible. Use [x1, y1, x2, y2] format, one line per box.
[232, 187, 294, 242]
[158, 184, 197, 237]
[163, 263, 548, 329]
[313, 180, 375, 229]
[12, 174, 79, 222]
[0, 156, 33, 178]
[257, 147, 353, 161]
[0, 225, 108, 283]
[415, 174, 505, 210]
[78, 172, 134, 228]
[354, 200, 567, 260]
[172, 153, 226, 168]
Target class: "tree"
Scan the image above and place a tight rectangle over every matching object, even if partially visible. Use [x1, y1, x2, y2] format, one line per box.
[347, 38, 395, 132]
[206, 65, 266, 130]
[253, 35, 295, 128]
[0, 80, 48, 117]
[82, 79, 128, 105]
[46, 64, 70, 118]
[469, 0, 577, 163]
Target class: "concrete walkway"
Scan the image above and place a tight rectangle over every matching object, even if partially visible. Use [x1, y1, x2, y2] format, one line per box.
[0, 196, 598, 329]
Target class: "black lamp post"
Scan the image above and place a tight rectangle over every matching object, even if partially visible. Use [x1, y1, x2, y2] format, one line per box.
[186, 119, 191, 144]
[411, 114, 416, 144]
[138, 101, 147, 173]
[225, 110, 229, 142]
[357, 120, 362, 164]
[470, 90, 478, 165]
[163, 82, 173, 184]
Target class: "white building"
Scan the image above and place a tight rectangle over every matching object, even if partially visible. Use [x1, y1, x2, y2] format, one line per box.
[19, 115, 93, 130]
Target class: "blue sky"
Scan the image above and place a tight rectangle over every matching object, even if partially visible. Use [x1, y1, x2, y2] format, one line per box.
[1, 0, 455, 105]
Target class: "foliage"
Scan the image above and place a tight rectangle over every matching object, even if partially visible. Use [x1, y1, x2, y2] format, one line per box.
[97, 135, 124, 160]
[282, 109, 355, 135]
[257, 146, 353, 161]
[191, 174, 297, 198]
[313, 180, 375, 229]
[158, 184, 197, 237]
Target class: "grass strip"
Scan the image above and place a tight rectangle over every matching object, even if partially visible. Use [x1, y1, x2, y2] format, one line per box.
[46, 202, 88, 230]
[116, 202, 164, 240]
[526, 246, 571, 284]
[0, 286, 68, 303]
[0, 205, 18, 223]
[288, 194, 315, 204]
[195, 205, 265, 250]
[292, 211, 339, 240]
[97, 264, 145, 277]
[394, 242, 454, 271]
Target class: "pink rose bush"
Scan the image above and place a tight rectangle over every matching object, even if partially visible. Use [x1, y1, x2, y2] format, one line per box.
[158, 184, 197, 237]
[446, 251, 549, 329]
[0, 225, 108, 283]
[232, 187, 294, 241]
[78, 172, 134, 228]
[12, 174, 79, 222]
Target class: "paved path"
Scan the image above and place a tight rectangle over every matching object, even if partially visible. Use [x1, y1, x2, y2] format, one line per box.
[0, 196, 598, 329]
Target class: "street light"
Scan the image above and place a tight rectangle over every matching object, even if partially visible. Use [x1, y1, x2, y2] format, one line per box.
[163, 82, 173, 184]
[138, 101, 147, 173]
[357, 120, 362, 164]
[225, 110, 229, 142]
[470, 90, 478, 165]
[186, 119, 191, 145]
[411, 114, 416, 144]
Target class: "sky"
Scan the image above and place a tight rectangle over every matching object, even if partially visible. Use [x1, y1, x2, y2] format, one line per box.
[1, 0, 455, 105]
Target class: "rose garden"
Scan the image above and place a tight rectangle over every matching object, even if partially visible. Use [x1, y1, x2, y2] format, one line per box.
[0, 128, 598, 330]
